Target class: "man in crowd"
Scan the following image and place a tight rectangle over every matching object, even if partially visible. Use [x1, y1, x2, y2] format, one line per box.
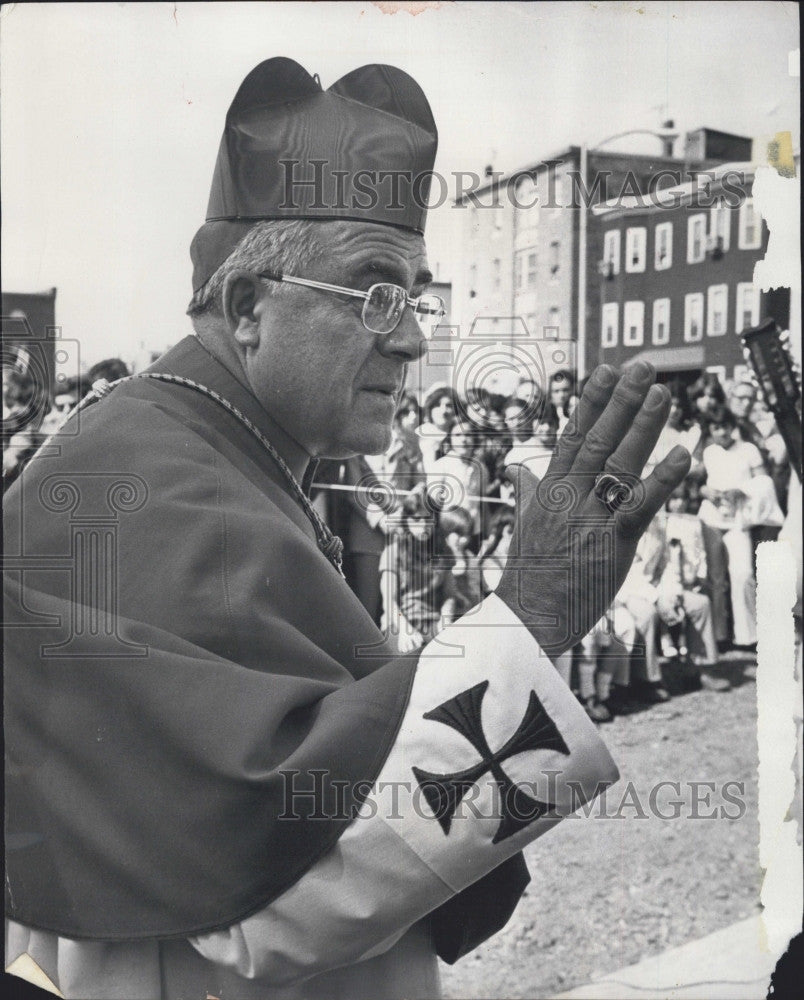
[549, 368, 575, 430]
[4, 58, 689, 999]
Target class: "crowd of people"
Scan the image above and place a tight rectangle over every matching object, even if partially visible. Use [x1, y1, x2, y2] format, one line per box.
[314, 367, 796, 724]
[2, 357, 131, 492]
[3, 358, 794, 725]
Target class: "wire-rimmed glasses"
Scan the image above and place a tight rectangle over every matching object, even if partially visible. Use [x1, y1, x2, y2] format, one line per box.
[258, 270, 445, 338]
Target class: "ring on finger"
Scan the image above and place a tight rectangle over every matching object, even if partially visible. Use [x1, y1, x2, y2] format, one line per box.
[594, 472, 633, 514]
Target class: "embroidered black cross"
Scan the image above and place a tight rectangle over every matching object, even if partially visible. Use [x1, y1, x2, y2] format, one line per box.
[412, 680, 570, 844]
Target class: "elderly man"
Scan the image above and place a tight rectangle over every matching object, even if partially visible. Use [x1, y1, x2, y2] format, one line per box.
[4, 59, 689, 999]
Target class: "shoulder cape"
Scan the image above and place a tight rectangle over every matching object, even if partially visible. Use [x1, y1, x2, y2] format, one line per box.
[4, 336, 527, 955]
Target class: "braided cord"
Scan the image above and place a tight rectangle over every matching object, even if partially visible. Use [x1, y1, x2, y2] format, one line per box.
[41, 374, 345, 575]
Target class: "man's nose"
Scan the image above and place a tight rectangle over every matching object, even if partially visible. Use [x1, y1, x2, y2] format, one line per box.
[376, 308, 428, 363]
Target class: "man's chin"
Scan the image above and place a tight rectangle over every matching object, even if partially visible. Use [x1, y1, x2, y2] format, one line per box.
[317, 421, 392, 459]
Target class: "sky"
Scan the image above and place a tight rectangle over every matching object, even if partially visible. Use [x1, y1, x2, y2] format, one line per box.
[1, 1, 800, 366]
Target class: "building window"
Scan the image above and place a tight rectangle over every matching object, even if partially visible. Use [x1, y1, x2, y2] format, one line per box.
[684, 292, 704, 341]
[623, 301, 645, 346]
[516, 250, 538, 291]
[652, 298, 671, 345]
[549, 240, 560, 275]
[736, 282, 760, 331]
[601, 303, 618, 348]
[547, 306, 560, 337]
[654, 222, 673, 270]
[526, 251, 537, 288]
[625, 227, 646, 273]
[514, 251, 529, 292]
[493, 258, 501, 289]
[707, 284, 728, 336]
[738, 198, 762, 249]
[469, 264, 477, 298]
[603, 230, 620, 276]
[687, 214, 706, 264]
[709, 205, 731, 255]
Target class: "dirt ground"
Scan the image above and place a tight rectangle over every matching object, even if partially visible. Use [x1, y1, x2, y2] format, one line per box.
[439, 652, 762, 1000]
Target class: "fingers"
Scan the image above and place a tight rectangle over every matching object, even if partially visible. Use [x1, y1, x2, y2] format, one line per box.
[603, 383, 671, 478]
[616, 445, 691, 537]
[549, 365, 619, 475]
[569, 361, 657, 479]
[503, 461, 541, 506]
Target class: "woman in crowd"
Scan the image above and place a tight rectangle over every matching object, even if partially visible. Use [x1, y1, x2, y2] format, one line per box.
[644, 380, 703, 478]
[2, 367, 40, 492]
[368, 392, 424, 494]
[429, 422, 489, 542]
[438, 506, 483, 627]
[698, 405, 768, 649]
[504, 402, 561, 479]
[688, 371, 726, 425]
[417, 383, 456, 474]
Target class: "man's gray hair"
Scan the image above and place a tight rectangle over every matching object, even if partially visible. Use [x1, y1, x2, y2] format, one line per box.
[187, 219, 320, 318]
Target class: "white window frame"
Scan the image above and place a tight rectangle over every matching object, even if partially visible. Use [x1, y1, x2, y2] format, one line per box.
[738, 198, 762, 249]
[601, 302, 618, 348]
[654, 222, 673, 270]
[623, 301, 645, 346]
[687, 214, 706, 264]
[549, 240, 560, 277]
[736, 282, 760, 332]
[706, 284, 728, 336]
[603, 230, 620, 275]
[652, 298, 671, 345]
[684, 293, 704, 342]
[625, 227, 647, 273]
[709, 205, 731, 254]
[526, 251, 538, 288]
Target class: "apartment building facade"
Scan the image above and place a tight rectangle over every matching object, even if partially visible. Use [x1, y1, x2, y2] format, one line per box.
[591, 163, 790, 385]
[453, 128, 755, 385]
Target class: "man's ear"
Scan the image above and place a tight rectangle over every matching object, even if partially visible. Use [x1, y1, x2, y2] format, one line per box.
[221, 270, 264, 349]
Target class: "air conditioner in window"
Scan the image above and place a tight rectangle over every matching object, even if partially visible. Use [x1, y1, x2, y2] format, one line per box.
[597, 260, 614, 279]
[706, 235, 724, 258]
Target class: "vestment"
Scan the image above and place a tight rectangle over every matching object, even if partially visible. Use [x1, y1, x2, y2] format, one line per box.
[5, 335, 617, 998]
[315, 456, 385, 625]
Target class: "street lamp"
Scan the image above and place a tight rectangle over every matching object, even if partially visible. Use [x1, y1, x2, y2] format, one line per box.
[577, 127, 680, 378]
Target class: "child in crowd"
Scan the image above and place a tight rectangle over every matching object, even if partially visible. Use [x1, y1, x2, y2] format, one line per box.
[477, 507, 516, 595]
[381, 495, 482, 652]
[438, 507, 483, 626]
[656, 482, 709, 660]
[380, 490, 442, 652]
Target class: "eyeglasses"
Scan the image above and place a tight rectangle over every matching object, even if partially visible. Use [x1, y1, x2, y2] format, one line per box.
[258, 270, 445, 338]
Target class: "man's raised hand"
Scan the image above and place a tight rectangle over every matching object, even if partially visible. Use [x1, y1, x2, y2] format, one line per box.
[497, 361, 691, 655]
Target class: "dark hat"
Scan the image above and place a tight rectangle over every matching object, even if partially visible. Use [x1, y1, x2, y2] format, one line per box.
[190, 57, 438, 292]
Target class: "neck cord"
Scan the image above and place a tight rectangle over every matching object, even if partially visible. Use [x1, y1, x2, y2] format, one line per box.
[43, 375, 345, 575]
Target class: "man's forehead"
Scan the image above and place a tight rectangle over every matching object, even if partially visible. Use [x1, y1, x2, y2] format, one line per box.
[320, 221, 430, 284]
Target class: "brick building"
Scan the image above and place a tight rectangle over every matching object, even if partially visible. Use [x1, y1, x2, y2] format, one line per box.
[591, 162, 790, 385]
[453, 128, 758, 385]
